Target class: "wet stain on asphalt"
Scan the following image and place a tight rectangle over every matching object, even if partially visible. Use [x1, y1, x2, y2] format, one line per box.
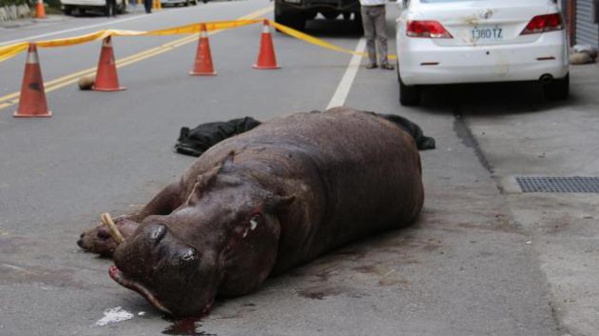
[162, 317, 216, 336]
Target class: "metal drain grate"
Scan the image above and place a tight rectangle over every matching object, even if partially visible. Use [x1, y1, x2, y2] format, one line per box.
[515, 176, 599, 193]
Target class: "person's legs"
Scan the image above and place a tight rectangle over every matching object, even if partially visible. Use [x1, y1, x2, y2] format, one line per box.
[373, 6, 393, 69]
[361, 6, 378, 68]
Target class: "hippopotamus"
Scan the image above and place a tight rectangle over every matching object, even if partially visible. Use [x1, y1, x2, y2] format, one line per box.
[77, 106, 425, 317]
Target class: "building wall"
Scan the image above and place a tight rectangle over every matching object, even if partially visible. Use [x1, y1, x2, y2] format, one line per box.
[575, 0, 599, 47]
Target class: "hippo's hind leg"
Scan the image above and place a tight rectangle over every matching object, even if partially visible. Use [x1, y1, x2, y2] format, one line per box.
[78, 181, 184, 257]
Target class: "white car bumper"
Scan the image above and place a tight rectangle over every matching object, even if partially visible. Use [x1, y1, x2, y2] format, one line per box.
[398, 32, 569, 86]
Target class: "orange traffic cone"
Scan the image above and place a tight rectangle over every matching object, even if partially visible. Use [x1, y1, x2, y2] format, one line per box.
[35, 0, 46, 19]
[253, 20, 280, 69]
[190, 24, 217, 76]
[94, 36, 126, 92]
[14, 43, 52, 118]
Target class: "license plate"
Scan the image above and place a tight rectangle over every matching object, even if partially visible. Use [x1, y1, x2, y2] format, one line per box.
[471, 25, 503, 41]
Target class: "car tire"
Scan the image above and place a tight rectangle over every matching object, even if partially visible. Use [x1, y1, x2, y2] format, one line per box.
[398, 69, 421, 106]
[63, 5, 73, 15]
[543, 73, 569, 101]
[118, 1, 126, 13]
[104, 4, 114, 16]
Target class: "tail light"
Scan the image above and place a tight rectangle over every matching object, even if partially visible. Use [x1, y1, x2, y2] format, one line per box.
[521, 13, 563, 35]
[406, 20, 453, 38]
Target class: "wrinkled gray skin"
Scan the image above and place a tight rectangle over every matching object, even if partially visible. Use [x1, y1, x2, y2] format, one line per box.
[78, 107, 424, 317]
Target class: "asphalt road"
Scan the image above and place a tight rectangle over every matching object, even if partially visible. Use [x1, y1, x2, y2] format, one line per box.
[1, 2, 598, 336]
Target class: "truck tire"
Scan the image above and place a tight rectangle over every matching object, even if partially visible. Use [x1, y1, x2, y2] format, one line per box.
[118, 0, 126, 13]
[104, 3, 114, 16]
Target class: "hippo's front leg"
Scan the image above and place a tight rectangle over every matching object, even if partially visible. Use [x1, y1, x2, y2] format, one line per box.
[77, 181, 184, 257]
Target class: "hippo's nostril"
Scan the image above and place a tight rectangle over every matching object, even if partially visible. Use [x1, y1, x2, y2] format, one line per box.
[149, 224, 167, 242]
[179, 248, 197, 262]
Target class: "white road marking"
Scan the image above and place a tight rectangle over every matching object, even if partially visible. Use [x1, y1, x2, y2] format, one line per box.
[326, 38, 365, 109]
[0, 15, 147, 47]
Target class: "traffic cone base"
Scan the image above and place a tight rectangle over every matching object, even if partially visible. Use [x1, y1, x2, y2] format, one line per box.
[252, 63, 280, 70]
[13, 43, 52, 118]
[94, 36, 126, 92]
[14, 110, 52, 118]
[190, 24, 217, 76]
[93, 86, 126, 92]
[190, 71, 217, 76]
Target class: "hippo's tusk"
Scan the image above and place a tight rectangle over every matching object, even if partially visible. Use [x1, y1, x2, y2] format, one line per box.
[101, 212, 125, 245]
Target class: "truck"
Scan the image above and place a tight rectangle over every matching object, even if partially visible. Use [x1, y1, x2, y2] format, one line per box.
[60, 0, 127, 16]
[274, 0, 363, 31]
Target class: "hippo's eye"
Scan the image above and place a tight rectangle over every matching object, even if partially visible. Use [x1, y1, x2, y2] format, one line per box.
[249, 213, 263, 231]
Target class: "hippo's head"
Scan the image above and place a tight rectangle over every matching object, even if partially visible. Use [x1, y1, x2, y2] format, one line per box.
[109, 159, 294, 317]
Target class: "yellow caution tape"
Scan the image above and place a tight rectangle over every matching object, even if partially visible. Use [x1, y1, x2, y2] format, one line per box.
[269, 21, 367, 57]
[269, 20, 396, 60]
[0, 18, 394, 63]
[0, 42, 29, 62]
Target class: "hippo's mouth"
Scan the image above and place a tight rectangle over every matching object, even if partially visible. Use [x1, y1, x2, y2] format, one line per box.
[108, 265, 173, 315]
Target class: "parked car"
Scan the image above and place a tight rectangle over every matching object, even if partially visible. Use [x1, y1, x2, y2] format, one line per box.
[61, 0, 127, 16]
[395, 0, 569, 106]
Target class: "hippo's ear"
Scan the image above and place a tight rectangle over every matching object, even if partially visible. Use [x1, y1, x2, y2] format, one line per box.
[187, 168, 219, 204]
[265, 194, 296, 213]
[217, 151, 236, 173]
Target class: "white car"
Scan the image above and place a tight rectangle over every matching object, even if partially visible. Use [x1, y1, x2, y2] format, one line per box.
[395, 0, 569, 106]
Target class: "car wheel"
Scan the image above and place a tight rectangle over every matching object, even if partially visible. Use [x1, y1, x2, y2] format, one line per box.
[118, 1, 126, 13]
[63, 5, 73, 15]
[543, 73, 569, 101]
[104, 3, 114, 16]
[398, 69, 421, 106]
